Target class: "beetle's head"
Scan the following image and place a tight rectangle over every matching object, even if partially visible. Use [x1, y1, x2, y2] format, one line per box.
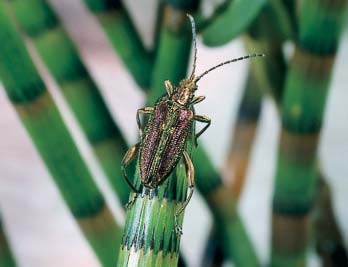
[172, 79, 197, 106]
[166, 15, 265, 106]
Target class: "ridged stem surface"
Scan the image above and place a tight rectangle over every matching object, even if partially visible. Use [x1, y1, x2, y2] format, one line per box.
[117, 163, 188, 267]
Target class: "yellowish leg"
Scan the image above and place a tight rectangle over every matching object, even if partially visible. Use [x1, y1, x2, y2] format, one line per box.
[175, 151, 195, 235]
[121, 143, 141, 208]
[194, 114, 211, 145]
[136, 107, 154, 137]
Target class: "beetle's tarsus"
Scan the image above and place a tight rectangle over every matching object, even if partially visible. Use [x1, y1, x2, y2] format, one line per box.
[174, 215, 183, 236]
[125, 193, 138, 209]
[194, 114, 211, 140]
[121, 143, 141, 193]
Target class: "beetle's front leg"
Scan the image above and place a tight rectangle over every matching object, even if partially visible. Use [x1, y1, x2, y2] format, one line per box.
[121, 143, 142, 209]
[175, 151, 195, 235]
[194, 114, 211, 146]
[137, 107, 154, 137]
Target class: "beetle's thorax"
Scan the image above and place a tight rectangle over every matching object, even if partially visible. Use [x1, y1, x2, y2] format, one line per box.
[171, 79, 197, 106]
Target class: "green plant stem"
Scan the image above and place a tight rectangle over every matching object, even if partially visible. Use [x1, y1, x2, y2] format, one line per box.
[117, 3, 199, 266]
[242, 8, 348, 266]
[0, 216, 16, 267]
[146, 2, 259, 266]
[117, 162, 188, 267]
[153, 0, 165, 56]
[0, 4, 122, 266]
[8, 0, 132, 205]
[202, 71, 263, 266]
[224, 71, 263, 199]
[84, 0, 153, 89]
[271, 0, 347, 266]
[243, 4, 287, 104]
[201, 224, 224, 267]
[148, 2, 198, 105]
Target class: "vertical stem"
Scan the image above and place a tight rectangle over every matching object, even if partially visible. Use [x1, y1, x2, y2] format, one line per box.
[0, 216, 16, 267]
[84, 0, 153, 89]
[223, 71, 263, 199]
[149, 1, 198, 104]
[202, 72, 262, 267]
[271, 0, 347, 266]
[117, 162, 188, 266]
[9, 0, 132, 205]
[147, 2, 259, 266]
[117, 2, 200, 266]
[0, 4, 122, 266]
[243, 4, 287, 104]
[202, 7, 286, 262]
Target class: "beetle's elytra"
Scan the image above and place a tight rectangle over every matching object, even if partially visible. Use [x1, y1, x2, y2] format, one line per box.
[121, 14, 264, 234]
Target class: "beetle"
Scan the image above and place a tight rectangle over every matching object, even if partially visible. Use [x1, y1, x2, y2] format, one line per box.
[121, 14, 264, 234]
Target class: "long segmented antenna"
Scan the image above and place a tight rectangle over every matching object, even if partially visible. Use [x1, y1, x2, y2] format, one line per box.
[195, 53, 265, 82]
[187, 14, 198, 80]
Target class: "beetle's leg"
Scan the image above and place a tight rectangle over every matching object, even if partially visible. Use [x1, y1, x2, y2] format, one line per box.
[193, 115, 211, 145]
[175, 151, 195, 235]
[121, 143, 142, 208]
[191, 95, 205, 105]
[165, 80, 174, 95]
[137, 107, 154, 137]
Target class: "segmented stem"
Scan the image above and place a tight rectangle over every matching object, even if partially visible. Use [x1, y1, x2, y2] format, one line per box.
[0, 3, 122, 266]
[9, 0, 132, 205]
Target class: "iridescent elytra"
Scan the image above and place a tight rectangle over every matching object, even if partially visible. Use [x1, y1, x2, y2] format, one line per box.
[121, 14, 264, 234]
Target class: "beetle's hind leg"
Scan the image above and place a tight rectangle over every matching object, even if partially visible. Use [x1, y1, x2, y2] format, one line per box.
[121, 143, 142, 209]
[175, 151, 195, 235]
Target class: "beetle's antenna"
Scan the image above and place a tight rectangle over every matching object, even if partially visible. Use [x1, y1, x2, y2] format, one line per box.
[195, 53, 265, 82]
[187, 14, 197, 81]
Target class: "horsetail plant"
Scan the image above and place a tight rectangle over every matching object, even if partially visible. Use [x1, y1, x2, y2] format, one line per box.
[203, 1, 348, 264]
[223, 71, 263, 199]
[202, 70, 263, 266]
[239, 4, 348, 266]
[243, 3, 287, 104]
[83, 0, 153, 89]
[271, 0, 347, 266]
[8, 0, 132, 205]
[0, 215, 16, 267]
[0, 4, 122, 266]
